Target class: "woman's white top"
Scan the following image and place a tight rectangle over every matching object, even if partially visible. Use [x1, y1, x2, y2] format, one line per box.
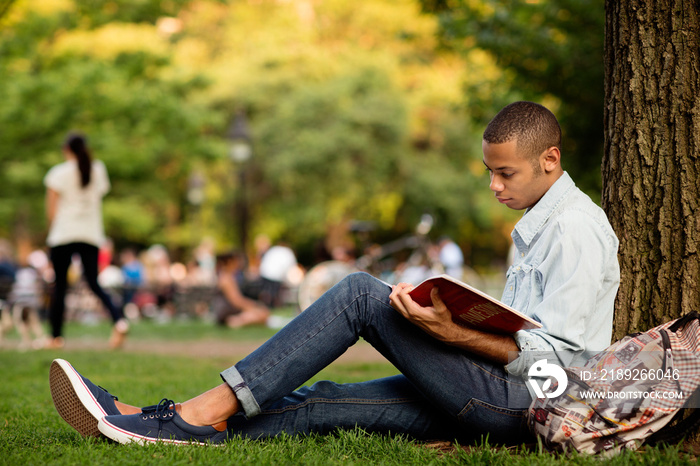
[44, 159, 110, 248]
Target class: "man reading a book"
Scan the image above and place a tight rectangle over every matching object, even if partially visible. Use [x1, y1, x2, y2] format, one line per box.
[50, 102, 620, 447]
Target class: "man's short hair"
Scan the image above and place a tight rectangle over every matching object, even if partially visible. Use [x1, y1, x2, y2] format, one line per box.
[483, 101, 561, 160]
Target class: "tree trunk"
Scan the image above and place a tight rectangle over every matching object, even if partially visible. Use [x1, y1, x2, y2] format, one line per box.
[603, 0, 700, 340]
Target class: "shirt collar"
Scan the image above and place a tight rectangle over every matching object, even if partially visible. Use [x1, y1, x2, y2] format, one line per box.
[512, 171, 575, 247]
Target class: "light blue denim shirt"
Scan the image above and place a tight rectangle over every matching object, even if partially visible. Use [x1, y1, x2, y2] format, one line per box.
[502, 172, 620, 379]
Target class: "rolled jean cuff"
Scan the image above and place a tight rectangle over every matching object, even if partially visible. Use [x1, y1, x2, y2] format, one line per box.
[220, 366, 261, 418]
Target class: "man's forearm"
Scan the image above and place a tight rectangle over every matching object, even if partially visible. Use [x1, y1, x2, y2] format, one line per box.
[389, 282, 520, 365]
[431, 323, 519, 365]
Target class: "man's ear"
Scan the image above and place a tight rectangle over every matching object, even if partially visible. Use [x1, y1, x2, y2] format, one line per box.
[542, 146, 561, 173]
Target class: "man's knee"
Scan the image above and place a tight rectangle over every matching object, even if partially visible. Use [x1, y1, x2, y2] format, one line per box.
[341, 272, 380, 291]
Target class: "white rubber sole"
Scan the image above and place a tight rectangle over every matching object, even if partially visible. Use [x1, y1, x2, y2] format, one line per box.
[49, 359, 109, 437]
[97, 417, 214, 446]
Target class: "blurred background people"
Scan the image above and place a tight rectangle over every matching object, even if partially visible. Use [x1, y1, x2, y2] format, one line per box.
[437, 236, 465, 280]
[142, 244, 176, 320]
[28, 249, 53, 284]
[43, 132, 128, 349]
[0, 239, 16, 283]
[0, 239, 18, 344]
[258, 241, 298, 308]
[119, 247, 145, 319]
[98, 237, 114, 273]
[193, 237, 217, 286]
[0, 241, 47, 350]
[7, 255, 47, 349]
[0, 239, 17, 306]
[97, 243, 125, 313]
[213, 251, 270, 329]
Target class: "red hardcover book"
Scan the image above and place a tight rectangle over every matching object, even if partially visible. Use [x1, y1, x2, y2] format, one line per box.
[408, 274, 542, 334]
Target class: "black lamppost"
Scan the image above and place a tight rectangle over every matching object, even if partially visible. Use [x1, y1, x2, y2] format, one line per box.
[228, 110, 252, 250]
[187, 171, 205, 248]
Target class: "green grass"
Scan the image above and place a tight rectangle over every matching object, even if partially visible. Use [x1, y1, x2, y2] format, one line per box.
[0, 321, 697, 465]
[59, 308, 298, 342]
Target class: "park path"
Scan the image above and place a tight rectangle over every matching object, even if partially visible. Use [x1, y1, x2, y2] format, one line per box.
[118, 338, 389, 363]
[1, 337, 390, 364]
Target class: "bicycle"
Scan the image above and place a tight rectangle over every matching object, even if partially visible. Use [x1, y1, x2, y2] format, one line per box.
[298, 214, 453, 311]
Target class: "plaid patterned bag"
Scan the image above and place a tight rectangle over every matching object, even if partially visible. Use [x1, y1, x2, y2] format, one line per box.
[527, 312, 700, 455]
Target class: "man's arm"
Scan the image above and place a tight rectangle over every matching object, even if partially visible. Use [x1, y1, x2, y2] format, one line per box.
[390, 283, 518, 364]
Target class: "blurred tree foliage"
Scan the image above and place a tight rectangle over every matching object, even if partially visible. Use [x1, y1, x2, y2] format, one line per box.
[180, 0, 520, 265]
[0, 0, 221, 254]
[0, 0, 524, 269]
[420, 0, 605, 197]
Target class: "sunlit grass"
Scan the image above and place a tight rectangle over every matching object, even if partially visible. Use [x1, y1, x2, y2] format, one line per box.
[0, 320, 697, 465]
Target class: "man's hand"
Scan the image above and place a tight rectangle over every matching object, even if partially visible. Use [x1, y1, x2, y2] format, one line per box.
[389, 282, 519, 364]
[389, 283, 456, 341]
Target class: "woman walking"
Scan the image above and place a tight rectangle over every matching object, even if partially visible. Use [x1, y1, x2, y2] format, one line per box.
[44, 132, 128, 349]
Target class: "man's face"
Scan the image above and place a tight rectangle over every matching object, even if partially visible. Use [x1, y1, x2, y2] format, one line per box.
[482, 139, 553, 211]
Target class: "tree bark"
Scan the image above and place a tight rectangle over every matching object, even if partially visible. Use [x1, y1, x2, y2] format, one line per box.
[603, 0, 700, 340]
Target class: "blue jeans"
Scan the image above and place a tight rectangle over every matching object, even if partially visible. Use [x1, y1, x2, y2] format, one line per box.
[220, 273, 532, 444]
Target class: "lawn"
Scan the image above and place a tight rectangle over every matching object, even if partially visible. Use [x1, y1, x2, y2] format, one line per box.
[0, 318, 696, 465]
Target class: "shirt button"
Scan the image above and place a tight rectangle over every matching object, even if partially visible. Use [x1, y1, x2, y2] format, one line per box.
[510, 286, 513, 291]
[516, 266, 521, 271]
[521, 252, 525, 257]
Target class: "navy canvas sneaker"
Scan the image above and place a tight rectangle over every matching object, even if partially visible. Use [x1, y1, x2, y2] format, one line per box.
[98, 399, 229, 445]
[49, 359, 122, 437]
